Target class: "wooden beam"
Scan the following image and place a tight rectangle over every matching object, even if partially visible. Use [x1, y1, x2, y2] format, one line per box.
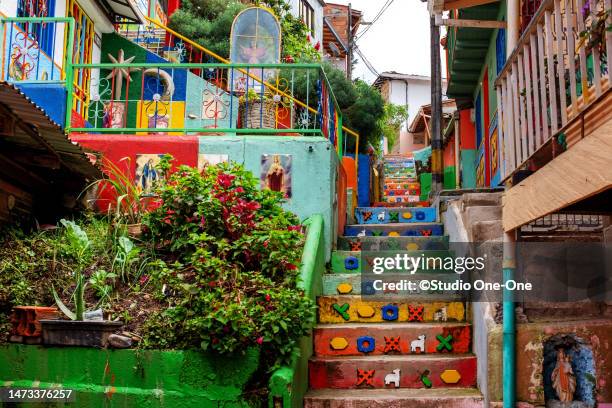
[439, 18, 506, 28]
[443, 0, 500, 10]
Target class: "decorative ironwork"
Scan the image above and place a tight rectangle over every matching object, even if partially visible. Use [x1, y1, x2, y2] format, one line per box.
[9, 31, 40, 80]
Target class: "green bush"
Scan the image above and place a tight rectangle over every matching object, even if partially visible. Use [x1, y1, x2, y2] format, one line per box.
[140, 160, 315, 370]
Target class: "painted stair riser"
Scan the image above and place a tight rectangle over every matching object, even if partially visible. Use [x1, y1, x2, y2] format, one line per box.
[315, 324, 471, 356]
[344, 224, 444, 237]
[337, 236, 449, 252]
[354, 208, 435, 224]
[304, 394, 484, 408]
[372, 201, 430, 208]
[318, 296, 466, 323]
[385, 188, 420, 196]
[385, 182, 420, 191]
[331, 250, 454, 274]
[308, 356, 477, 389]
[384, 178, 418, 184]
[322, 274, 465, 299]
[383, 195, 421, 204]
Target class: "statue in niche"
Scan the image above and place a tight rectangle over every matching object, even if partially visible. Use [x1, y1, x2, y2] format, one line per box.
[551, 348, 576, 402]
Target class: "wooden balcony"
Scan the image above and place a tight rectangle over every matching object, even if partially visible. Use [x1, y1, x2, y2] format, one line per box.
[495, 0, 612, 181]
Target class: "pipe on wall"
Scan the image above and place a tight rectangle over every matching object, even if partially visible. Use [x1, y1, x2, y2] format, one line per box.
[502, 228, 516, 408]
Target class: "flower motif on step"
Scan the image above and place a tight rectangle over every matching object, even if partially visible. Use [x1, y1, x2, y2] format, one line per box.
[344, 256, 359, 270]
[357, 336, 375, 353]
[381, 304, 399, 321]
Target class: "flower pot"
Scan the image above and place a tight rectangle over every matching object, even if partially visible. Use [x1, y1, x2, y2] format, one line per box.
[40, 320, 124, 347]
[127, 223, 142, 238]
[240, 99, 277, 129]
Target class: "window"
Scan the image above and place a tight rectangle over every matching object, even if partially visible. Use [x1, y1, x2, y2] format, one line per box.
[299, 0, 315, 34]
[16, 0, 56, 56]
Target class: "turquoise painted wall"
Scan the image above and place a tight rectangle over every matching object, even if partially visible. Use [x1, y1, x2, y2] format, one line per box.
[185, 72, 239, 131]
[198, 136, 338, 260]
[461, 149, 477, 188]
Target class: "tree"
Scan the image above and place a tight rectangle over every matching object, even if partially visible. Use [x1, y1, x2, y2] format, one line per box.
[344, 80, 385, 152]
[378, 104, 409, 153]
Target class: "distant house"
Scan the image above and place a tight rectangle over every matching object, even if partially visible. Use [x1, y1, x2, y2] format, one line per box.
[321, 2, 362, 75]
[287, 0, 325, 46]
[374, 72, 447, 154]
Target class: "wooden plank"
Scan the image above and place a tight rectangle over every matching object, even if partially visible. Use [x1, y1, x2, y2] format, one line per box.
[443, 0, 500, 10]
[537, 23, 550, 143]
[439, 18, 506, 28]
[564, 0, 578, 115]
[511, 68, 521, 168]
[576, 0, 591, 104]
[523, 43, 535, 156]
[530, 33, 542, 147]
[590, 0, 602, 97]
[554, 0, 568, 126]
[503, 79, 513, 173]
[606, 0, 612, 87]
[545, 10, 559, 133]
[497, 85, 507, 177]
[517, 55, 528, 162]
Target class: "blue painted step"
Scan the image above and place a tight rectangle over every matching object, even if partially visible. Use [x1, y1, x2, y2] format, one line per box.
[344, 223, 444, 237]
[337, 236, 449, 251]
[355, 207, 436, 224]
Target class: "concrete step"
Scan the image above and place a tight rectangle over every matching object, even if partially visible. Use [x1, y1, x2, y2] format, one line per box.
[461, 192, 503, 207]
[322, 273, 465, 298]
[314, 322, 472, 356]
[317, 296, 466, 324]
[308, 354, 477, 389]
[304, 388, 484, 407]
[337, 236, 449, 252]
[472, 220, 504, 242]
[330, 250, 454, 274]
[383, 195, 421, 204]
[354, 207, 436, 224]
[344, 223, 444, 238]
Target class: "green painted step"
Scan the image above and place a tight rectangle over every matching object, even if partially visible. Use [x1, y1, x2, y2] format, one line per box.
[322, 273, 465, 299]
[331, 250, 455, 274]
[337, 236, 449, 251]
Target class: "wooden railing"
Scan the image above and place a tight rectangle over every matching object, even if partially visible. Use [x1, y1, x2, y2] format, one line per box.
[495, 0, 611, 180]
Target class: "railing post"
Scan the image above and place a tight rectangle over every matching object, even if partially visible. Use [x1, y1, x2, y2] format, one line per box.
[64, 18, 75, 134]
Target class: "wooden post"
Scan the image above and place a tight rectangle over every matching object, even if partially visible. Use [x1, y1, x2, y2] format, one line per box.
[507, 0, 520, 55]
[430, 14, 443, 193]
[347, 3, 353, 80]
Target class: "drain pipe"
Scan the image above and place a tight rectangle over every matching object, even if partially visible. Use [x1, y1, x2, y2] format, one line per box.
[503, 228, 516, 407]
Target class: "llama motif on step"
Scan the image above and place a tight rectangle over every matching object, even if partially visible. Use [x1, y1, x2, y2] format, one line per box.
[357, 229, 367, 237]
[410, 334, 426, 353]
[377, 211, 386, 222]
[433, 306, 448, 322]
[384, 369, 401, 388]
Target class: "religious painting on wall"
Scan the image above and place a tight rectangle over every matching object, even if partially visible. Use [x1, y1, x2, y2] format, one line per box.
[135, 154, 164, 195]
[230, 7, 281, 92]
[490, 124, 499, 177]
[261, 154, 292, 199]
[198, 154, 229, 172]
[476, 153, 485, 188]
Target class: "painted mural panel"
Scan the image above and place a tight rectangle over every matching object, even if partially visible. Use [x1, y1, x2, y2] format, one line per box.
[135, 154, 165, 195]
[198, 154, 228, 172]
[261, 154, 292, 199]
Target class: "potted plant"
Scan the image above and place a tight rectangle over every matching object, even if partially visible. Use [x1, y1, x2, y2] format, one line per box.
[239, 88, 279, 129]
[40, 220, 122, 347]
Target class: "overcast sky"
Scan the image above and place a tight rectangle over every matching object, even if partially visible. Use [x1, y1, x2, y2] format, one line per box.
[331, 0, 443, 83]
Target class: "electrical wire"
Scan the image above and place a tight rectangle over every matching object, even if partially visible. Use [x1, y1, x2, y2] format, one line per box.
[354, 45, 379, 77]
[355, 0, 395, 41]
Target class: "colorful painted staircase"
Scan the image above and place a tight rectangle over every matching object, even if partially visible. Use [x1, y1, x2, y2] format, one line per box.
[303, 205, 483, 407]
[381, 155, 422, 205]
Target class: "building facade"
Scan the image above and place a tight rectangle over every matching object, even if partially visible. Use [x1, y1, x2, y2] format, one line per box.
[287, 0, 325, 45]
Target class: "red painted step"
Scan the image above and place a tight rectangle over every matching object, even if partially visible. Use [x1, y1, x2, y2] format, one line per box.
[304, 388, 484, 407]
[309, 355, 477, 390]
[314, 322, 471, 356]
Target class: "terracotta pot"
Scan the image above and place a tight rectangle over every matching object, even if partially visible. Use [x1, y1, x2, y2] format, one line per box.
[127, 223, 142, 238]
[40, 320, 124, 347]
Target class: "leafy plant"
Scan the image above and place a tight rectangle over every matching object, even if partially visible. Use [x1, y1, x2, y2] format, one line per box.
[378, 103, 409, 153]
[52, 219, 93, 321]
[89, 269, 117, 302]
[113, 236, 140, 282]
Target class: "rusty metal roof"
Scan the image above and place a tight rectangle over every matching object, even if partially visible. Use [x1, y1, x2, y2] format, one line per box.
[0, 81, 100, 181]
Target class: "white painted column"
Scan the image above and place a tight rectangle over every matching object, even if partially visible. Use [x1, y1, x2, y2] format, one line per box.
[507, 0, 520, 55]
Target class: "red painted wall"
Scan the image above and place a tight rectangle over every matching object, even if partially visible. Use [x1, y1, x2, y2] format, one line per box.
[71, 134, 199, 212]
[443, 134, 455, 168]
[341, 157, 357, 191]
[459, 109, 476, 149]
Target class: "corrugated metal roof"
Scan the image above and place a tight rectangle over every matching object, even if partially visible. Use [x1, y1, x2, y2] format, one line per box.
[0, 81, 101, 180]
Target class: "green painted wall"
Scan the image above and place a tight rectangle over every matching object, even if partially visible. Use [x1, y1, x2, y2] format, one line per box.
[443, 165, 456, 190]
[461, 149, 477, 188]
[198, 136, 338, 260]
[419, 173, 432, 201]
[0, 344, 259, 407]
